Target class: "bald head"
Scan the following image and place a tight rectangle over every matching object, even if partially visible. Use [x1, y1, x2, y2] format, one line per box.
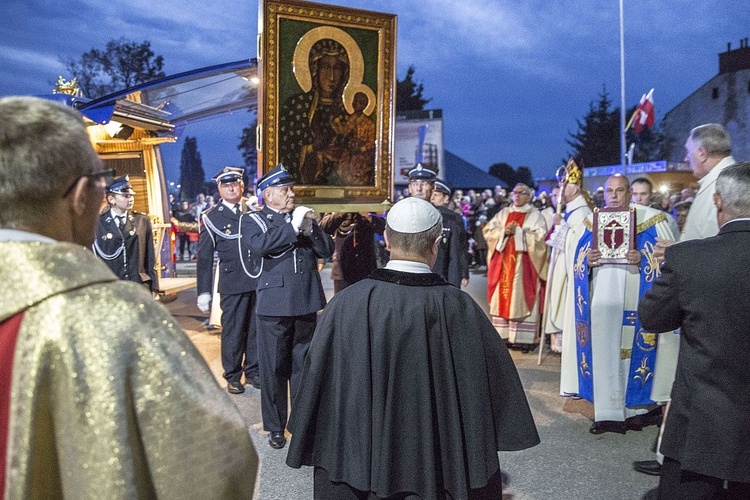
[604, 175, 631, 208]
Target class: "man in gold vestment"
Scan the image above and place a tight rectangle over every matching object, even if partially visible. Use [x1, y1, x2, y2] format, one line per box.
[0, 97, 258, 499]
[484, 183, 548, 347]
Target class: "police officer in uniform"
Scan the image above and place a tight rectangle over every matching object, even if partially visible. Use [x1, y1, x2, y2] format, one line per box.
[196, 167, 261, 395]
[94, 175, 158, 294]
[407, 166, 469, 287]
[241, 163, 334, 449]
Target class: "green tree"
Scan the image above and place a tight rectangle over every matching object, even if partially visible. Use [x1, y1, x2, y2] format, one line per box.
[237, 119, 258, 184]
[567, 86, 620, 167]
[61, 38, 165, 98]
[396, 66, 431, 111]
[515, 167, 535, 188]
[488, 162, 517, 186]
[178, 137, 205, 201]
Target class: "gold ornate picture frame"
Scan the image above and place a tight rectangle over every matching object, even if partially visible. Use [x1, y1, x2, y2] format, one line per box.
[592, 206, 636, 264]
[258, 0, 396, 212]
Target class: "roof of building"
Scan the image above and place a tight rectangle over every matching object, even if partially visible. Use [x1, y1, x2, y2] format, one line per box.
[443, 150, 506, 189]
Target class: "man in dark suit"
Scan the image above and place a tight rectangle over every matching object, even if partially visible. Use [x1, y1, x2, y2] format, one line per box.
[638, 162, 750, 498]
[93, 175, 158, 295]
[319, 212, 385, 294]
[196, 166, 260, 395]
[241, 163, 334, 449]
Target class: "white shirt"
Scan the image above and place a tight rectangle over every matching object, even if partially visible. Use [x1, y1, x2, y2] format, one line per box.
[221, 200, 240, 213]
[721, 217, 750, 229]
[385, 260, 432, 274]
[0, 229, 55, 243]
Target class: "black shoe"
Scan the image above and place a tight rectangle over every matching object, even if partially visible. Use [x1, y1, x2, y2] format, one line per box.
[633, 460, 661, 476]
[269, 431, 286, 449]
[589, 420, 627, 435]
[245, 375, 261, 389]
[641, 407, 664, 427]
[227, 382, 245, 394]
[627, 407, 664, 431]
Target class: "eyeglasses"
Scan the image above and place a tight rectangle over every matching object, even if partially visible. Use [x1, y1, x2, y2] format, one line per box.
[62, 168, 116, 198]
[511, 190, 529, 195]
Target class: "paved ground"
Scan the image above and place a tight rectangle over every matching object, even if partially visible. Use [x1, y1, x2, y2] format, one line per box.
[166, 265, 660, 499]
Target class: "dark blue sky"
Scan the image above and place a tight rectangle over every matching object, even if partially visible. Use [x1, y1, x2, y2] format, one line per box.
[2, 0, 748, 182]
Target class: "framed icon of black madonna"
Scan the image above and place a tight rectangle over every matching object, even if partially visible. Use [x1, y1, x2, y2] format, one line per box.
[258, 0, 397, 211]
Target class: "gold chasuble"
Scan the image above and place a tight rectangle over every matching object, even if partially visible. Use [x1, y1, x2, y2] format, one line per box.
[484, 205, 548, 344]
[0, 242, 258, 499]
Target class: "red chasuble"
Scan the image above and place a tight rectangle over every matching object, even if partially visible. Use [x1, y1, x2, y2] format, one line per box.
[487, 212, 538, 319]
[0, 312, 24, 499]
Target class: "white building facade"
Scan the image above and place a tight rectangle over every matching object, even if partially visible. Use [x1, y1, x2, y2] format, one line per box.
[663, 38, 750, 162]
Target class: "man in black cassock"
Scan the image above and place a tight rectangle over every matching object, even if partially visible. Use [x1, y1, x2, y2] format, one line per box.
[286, 197, 539, 499]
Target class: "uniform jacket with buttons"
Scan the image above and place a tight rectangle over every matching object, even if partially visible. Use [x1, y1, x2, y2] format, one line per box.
[241, 206, 334, 317]
[433, 205, 469, 287]
[197, 199, 259, 296]
[93, 210, 158, 292]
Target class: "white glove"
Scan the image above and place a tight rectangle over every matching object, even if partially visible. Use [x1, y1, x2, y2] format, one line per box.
[197, 293, 211, 313]
[245, 196, 259, 212]
[291, 206, 314, 231]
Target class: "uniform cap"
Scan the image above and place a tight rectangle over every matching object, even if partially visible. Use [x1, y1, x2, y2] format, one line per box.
[387, 197, 441, 234]
[107, 175, 135, 195]
[213, 166, 244, 184]
[433, 179, 451, 195]
[407, 163, 437, 181]
[257, 163, 294, 191]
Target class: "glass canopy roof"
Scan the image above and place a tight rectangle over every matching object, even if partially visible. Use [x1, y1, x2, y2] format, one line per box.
[76, 59, 258, 136]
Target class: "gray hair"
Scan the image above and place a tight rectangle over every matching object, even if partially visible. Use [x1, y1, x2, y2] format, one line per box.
[716, 162, 750, 218]
[0, 96, 99, 227]
[689, 124, 732, 158]
[385, 220, 443, 257]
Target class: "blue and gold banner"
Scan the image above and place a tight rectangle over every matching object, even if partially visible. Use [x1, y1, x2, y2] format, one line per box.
[573, 218, 663, 406]
[573, 229, 594, 402]
[624, 226, 660, 405]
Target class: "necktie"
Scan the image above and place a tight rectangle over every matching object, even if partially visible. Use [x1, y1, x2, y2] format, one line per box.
[234, 204, 240, 215]
[117, 216, 125, 230]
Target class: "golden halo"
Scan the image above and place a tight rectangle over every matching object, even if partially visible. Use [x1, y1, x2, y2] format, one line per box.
[292, 26, 376, 116]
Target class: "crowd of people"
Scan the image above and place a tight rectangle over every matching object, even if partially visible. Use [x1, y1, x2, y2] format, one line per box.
[384, 124, 749, 497]
[2, 96, 748, 499]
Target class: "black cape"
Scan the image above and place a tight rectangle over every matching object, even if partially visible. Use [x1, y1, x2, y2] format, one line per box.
[286, 269, 539, 499]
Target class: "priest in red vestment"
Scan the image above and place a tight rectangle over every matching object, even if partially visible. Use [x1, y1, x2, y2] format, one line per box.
[484, 184, 549, 347]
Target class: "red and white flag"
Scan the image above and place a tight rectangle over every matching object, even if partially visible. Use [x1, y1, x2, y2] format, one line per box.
[634, 88, 655, 133]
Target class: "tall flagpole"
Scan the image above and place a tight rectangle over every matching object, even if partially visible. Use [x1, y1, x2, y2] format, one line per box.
[619, 0, 626, 169]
